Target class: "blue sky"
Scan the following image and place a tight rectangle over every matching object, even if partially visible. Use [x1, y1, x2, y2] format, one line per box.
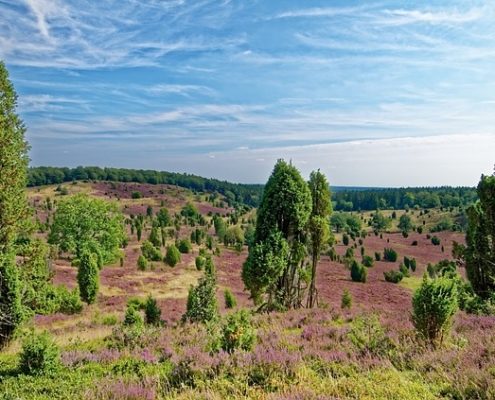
[1, 0, 494, 186]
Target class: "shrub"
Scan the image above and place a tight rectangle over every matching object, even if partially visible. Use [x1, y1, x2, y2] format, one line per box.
[131, 191, 141, 199]
[57, 286, 83, 314]
[137, 255, 148, 271]
[374, 252, 381, 261]
[19, 331, 60, 376]
[341, 289, 352, 309]
[349, 314, 389, 356]
[384, 270, 404, 283]
[123, 304, 143, 327]
[178, 239, 192, 254]
[144, 295, 161, 326]
[224, 289, 237, 309]
[383, 247, 398, 262]
[410, 258, 417, 272]
[344, 247, 354, 259]
[362, 255, 374, 267]
[77, 250, 99, 304]
[412, 275, 458, 347]
[195, 256, 206, 271]
[183, 275, 218, 323]
[342, 233, 349, 246]
[431, 236, 441, 246]
[165, 244, 181, 267]
[411, 240, 418, 246]
[220, 310, 256, 353]
[141, 240, 162, 262]
[404, 256, 411, 269]
[399, 263, 410, 277]
[350, 260, 367, 283]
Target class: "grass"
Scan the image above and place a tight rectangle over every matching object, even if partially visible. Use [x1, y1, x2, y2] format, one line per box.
[400, 276, 423, 292]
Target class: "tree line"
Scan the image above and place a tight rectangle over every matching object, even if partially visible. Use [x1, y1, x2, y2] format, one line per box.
[27, 166, 264, 208]
[332, 186, 477, 211]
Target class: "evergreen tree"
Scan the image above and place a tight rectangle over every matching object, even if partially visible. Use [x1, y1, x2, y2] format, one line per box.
[0, 62, 29, 346]
[307, 170, 332, 308]
[242, 159, 311, 309]
[77, 250, 99, 304]
[465, 174, 495, 299]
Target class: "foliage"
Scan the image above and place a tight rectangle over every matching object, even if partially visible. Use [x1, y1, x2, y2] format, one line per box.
[183, 274, 218, 323]
[398, 214, 413, 234]
[349, 314, 389, 356]
[219, 310, 256, 353]
[148, 226, 161, 248]
[431, 236, 441, 246]
[412, 275, 458, 346]
[165, 244, 181, 267]
[137, 255, 148, 271]
[371, 211, 391, 232]
[384, 270, 404, 283]
[224, 225, 245, 247]
[48, 194, 125, 264]
[383, 247, 398, 262]
[123, 303, 143, 327]
[350, 260, 367, 283]
[362, 255, 374, 267]
[246, 160, 311, 309]
[177, 239, 192, 254]
[144, 295, 161, 326]
[307, 170, 332, 308]
[77, 250, 100, 304]
[342, 233, 349, 246]
[341, 289, 352, 309]
[19, 331, 60, 376]
[0, 62, 29, 347]
[141, 240, 162, 262]
[224, 289, 237, 309]
[242, 230, 290, 306]
[195, 256, 206, 271]
[465, 174, 495, 299]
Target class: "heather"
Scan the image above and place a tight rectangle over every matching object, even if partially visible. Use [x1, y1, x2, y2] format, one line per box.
[1, 309, 494, 399]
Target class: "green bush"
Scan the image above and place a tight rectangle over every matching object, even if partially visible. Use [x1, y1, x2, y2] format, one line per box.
[342, 233, 349, 246]
[220, 310, 256, 353]
[431, 236, 441, 246]
[383, 247, 398, 262]
[412, 275, 458, 346]
[137, 255, 148, 271]
[362, 255, 374, 267]
[141, 240, 162, 261]
[399, 263, 410, 277]
[57, 286, 83, 314]
[178, 239, 192, 254]
[131, 191, 141, 199]
[374, 252, 381, 261]
[165, 244, 181, 267]
[349, 315, 389, 356]
[410, 258, 417, 272]
[77, 250, 99, 304]
[350, 260, 367, 283]
[384, 270, 404, 283]
[224, 289, 237, 309]
[341, 289, 352, 309]
[183, 275, 218, 323]
[195, 256, 206, 271]
[144, 295, 161, 326]
[123, 304, 143, 327]
[19, 331, 60, 376]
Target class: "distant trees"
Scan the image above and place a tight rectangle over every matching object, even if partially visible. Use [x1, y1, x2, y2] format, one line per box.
[0, 61, 29, 347]
[464, 174, 495, 299]
[242, 160, 311, 310]
[398, 214, 413, 235]
[371, 211, 390, 232]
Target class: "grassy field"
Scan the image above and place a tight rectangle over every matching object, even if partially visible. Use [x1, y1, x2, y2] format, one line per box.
[1, 181, 492, 399]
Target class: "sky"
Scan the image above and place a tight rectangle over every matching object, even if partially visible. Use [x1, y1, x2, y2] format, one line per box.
[1, 0, 494, 186]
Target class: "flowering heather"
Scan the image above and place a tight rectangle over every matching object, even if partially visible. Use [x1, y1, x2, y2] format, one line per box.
[89, 378, 156, 400]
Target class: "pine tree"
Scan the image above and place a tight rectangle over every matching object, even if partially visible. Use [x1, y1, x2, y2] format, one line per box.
[465, 174, 495, 299]
[0, 62, 29, 347]
[77, 250, 99, 304]
[307, 170, 332, 308]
